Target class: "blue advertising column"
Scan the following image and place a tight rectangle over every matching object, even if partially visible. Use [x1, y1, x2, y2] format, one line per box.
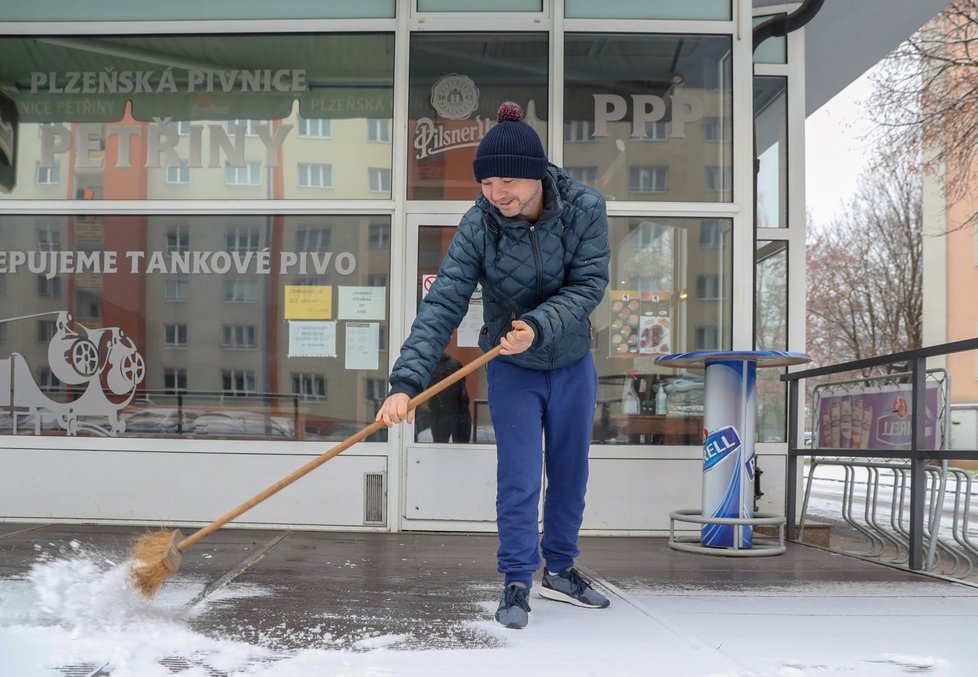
[701, 359, 756, 547]
[656, 350, 811, 551]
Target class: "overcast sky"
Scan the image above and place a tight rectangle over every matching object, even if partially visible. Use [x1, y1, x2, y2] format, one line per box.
[805, 66, 881, 232]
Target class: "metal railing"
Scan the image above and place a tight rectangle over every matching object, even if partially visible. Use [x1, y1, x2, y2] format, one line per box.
[782, 337, 978, 571]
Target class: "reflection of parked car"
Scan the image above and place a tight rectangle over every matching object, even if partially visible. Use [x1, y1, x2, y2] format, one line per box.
[123, 408, 195, 434]
[192, 411, 295, 438]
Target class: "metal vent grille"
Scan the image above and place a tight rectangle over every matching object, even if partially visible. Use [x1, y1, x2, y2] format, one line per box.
[363, 472, 386, 525]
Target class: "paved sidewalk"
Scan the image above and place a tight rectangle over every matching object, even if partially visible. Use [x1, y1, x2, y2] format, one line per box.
[2, 522, 977, 675]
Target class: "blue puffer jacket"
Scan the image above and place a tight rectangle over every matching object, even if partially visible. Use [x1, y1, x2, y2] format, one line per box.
[388, 165, 610, 398]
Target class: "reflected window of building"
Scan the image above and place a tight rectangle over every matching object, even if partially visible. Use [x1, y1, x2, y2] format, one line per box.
[298, 163, 333, 189]
[704, 116, 726, 143]
[367, 273, 387, 287]
[368, 119, 391, 143]
[298, 117, 332, 138]
[166, 165, 190, 185]
[630, 166, 667, 193]
[222, 324, 257, 350]
[564, 120, 594, 142]
[705, 165, 731, 196]
[164, 368, 188, 394]
[36, 164, 61, 185]
[696, 326, 719, 350]
[37, 320, 57, 343]
[696, 274, 721, 300]
[223, 278, 259, 302]
[643, 121, 668, 142]
[37, 224, 61, 250]
[565, 33, 732, 203]
[75, 290, 102, 319]
[166, 226, 189, 253]
[297, 227, 331, 251]
[369, 167, 391, 193]
[700, 219, 724, 248]
[38, 367, 57, 392]
[226, 162, 262, 187]
[566, 166, 597, 186]
[223, 369, 257, 395]
[408, 32, 549, 200]
[226, 119, 265, 137]
[164, 324, 188, 347]
[293, 373, 326, 400]
[226, 226, 260, 252]
[165, 278, 189, 301]
[369, 222, 390, 249]
[37, 276, 62, 298]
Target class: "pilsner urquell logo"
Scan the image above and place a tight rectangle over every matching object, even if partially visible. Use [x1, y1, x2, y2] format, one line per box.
[703, 425, 741, 470]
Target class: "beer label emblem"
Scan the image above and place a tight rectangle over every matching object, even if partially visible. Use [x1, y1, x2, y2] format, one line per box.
[703, 425, 741, 469]
[430, 74, 479, 120]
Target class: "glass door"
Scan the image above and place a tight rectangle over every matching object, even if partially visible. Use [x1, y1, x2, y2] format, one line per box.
[400, 214, 499, 531]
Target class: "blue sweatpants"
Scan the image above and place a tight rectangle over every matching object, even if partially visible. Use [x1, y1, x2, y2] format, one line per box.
[486, 353, 598, 588]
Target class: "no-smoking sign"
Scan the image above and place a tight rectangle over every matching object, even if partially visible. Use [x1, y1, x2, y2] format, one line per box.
[422, 274, 437, 297]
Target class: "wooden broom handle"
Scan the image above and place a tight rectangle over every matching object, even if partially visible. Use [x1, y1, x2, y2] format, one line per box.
[178, 345, 503, 551]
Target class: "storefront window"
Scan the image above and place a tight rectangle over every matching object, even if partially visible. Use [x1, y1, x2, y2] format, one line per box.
[0, 214, 391, 441]
[5, 0, 396, 21]
[756, 239, 788, 442]
[566, 0, 731, 20]
[755, 77, 788, 228]
[564, 33, 733, 203]
[419, 0, 542, 11]
[0, 34, 395, 199]
[414, 216, 731, 446]
[753, 16, 788, 64]
[593, 216, 731, 444]
[407, 33, 549, 200]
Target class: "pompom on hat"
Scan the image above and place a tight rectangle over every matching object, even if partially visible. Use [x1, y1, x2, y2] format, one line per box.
[473, 101, 548, 182]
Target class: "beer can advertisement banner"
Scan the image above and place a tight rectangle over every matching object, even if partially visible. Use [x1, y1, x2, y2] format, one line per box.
[702, 360, 756, 548]
[815, 382, 940, 450]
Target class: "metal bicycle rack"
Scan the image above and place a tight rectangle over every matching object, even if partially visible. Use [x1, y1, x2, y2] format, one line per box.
[796, 366, 978, 579]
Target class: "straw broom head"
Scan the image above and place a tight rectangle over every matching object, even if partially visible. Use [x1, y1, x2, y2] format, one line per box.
[128, 529, 184, 598]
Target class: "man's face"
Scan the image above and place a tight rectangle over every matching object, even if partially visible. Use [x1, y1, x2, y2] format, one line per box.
[480, 177, 543, 220]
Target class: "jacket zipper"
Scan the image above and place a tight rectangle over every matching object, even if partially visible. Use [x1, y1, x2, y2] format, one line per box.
[528, 225, 556, 369]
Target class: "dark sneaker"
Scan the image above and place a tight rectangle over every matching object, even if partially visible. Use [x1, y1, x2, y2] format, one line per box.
[494, 582, 531, 629]
[540, 567, 610, 609]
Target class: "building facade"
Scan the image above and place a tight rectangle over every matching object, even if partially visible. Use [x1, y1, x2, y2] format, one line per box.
[0, 1, 807, 533]
[920, 7, 978, 452]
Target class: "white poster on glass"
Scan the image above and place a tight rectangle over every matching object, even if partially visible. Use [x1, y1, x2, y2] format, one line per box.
[288, 320, 337, 357]
[345, 322, 379, 370]
[338, 286, 386, 320]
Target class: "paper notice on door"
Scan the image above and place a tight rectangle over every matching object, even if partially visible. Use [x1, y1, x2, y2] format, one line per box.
[288, 320, 337, 357]
[345, 322, 379, 370]
[458, 301, 482, 347]
[338, 286, 386, 320]
[284, 285, 332, 320]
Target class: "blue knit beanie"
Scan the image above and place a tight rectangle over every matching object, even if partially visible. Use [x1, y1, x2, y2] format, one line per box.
[473, 101, 548, 182]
